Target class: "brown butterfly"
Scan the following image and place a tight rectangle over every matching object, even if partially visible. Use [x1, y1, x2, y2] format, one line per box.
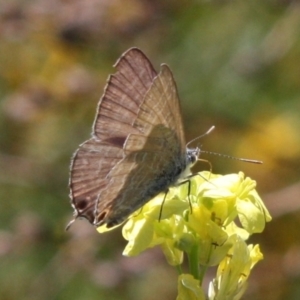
[68, 48, 200, 229]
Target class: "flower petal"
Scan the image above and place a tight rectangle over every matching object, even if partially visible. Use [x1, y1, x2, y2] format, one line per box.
[177, 274, 206, 300]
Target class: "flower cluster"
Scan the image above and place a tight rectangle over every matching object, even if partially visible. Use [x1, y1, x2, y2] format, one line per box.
[98, 172, 271, 299]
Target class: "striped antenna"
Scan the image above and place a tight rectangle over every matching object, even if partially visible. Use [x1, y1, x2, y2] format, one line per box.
[200, 150, 263, 164]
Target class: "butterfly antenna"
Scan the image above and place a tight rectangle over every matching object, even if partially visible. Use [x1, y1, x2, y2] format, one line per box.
[200, 150, 263, 164]
[186, 126, 215, 148]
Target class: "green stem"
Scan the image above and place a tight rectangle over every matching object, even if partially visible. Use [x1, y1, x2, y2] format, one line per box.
[199, 264, 208, 284]
[199, 242, 213, 283]
[175, 264, 183, 275]
[188, 244, 200, 281]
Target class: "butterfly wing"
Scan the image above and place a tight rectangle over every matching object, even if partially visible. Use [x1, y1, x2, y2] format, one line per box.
[95, 65, 187, 227]
[92, 48, 157, 141]
[69, 48, 157, 224]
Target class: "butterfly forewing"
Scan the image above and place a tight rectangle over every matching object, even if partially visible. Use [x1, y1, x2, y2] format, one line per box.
[94, 65, 187, 227]
[69, 48, 188, 228]
[92, 48, 157, 140]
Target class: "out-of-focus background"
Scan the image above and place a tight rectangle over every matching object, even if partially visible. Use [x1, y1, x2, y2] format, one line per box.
[0, 1, 299, 299]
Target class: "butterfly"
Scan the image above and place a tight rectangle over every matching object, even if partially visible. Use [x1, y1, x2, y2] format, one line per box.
[68, 48, 200, 229]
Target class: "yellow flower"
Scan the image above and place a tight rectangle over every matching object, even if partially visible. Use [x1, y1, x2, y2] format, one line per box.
[208, 235, 263, 300]
[122, 191, 189, 260]
[198, 172, 272, 232]
[177, 274, 206, 300]
[97, 171, 271, 300]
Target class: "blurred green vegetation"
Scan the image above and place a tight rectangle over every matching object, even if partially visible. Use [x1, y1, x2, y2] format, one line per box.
[0, 0, 299, 299]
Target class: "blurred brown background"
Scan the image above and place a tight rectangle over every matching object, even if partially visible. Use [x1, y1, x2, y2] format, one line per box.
[0, 1, 300, 299]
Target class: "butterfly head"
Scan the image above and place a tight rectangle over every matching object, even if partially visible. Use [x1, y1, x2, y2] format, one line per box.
[186, 147, 200, 167]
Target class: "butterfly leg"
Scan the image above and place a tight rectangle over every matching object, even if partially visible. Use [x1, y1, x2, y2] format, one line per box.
[158, 190, 169, 222]
[175, 178, 193, 213]
[196, 158, 212, 175]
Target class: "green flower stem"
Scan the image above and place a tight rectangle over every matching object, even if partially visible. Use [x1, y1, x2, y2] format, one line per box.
[188, 244, 200, 281]
[199, 242, 213, 283]
[175, 264, 183, 275]
[199, 264, 208, 285]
